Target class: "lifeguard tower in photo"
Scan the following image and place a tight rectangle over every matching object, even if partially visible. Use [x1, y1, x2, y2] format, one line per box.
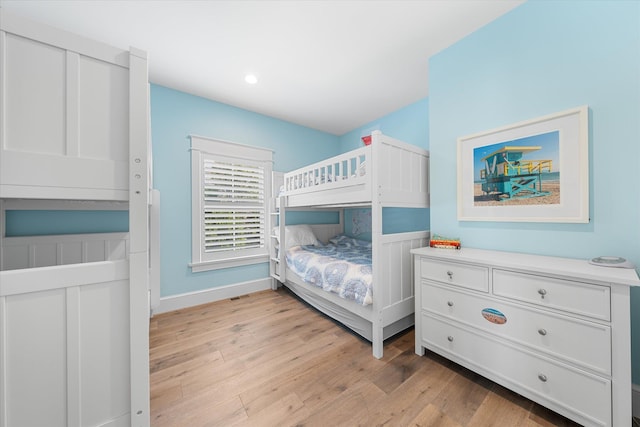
[480, 145, 553, 200]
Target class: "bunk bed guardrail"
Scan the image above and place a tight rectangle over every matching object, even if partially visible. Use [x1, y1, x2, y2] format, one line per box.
[1, 232, 128, 271]
[284, 146, 369, 195]
[281, 131, 429, 208]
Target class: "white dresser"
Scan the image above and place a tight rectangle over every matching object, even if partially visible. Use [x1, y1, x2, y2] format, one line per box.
[412, 247, 640, 427]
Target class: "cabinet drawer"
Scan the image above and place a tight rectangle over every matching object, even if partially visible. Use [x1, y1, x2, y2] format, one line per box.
[420, 258, 489, 292]
[421, 283, 611, 375]
[420, 314, 611, 426]
[493, 269, 610, 321]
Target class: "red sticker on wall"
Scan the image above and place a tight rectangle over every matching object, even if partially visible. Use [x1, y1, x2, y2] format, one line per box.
[481, 308, 507, 324]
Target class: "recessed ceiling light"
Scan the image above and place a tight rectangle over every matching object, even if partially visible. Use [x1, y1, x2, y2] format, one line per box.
[245, 74, 258, 85]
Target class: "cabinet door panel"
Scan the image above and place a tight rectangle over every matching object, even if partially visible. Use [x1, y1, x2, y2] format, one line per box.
[420, 313, 611, 427]
[493, 269, 610, 321]
[420, 258, 488, 292]
[421, 282, 611, 374]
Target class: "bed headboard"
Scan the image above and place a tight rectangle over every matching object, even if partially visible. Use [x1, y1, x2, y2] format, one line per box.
[308, 224, 343, 244]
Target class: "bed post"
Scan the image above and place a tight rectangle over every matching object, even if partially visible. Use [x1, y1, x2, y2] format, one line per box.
[128, 47, 151, 427]
[370, 130, 384, 359]
[277, 196, 287, 285]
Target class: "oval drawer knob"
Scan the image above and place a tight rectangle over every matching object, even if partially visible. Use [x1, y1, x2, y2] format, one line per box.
[447, 336, 454, 342]
[446, 271, 454, 279]
[537, 288, 547, 298]
[447, 301, 454, 307]
[538, 373, 548, 382]
[538, 328, 547, 336]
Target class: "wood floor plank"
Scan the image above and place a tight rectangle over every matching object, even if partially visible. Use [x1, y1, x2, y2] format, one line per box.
[150, 350, 224, 386]
[407, 403, 464, 427]
[174, 295, 300, 340]
[152, 291, 281, 337]
[372, 348, 426, 394]
[181, 396, 248, 427]
[430, 364, 495, 426]
[150, 339, 224, 373]
[240, 338, 371, 416]
[363, 354, 457, 426]
[466, 384, 532, 427]
[150, 287, 586, 427]
[150, 380, 182, 414]
[526, 404, 582, 427]
[152, 376, 251, 427]
[300, 342, 388, 413]
[180, 326, 350, 400]
[298, 379, 383, 427]
[234, 392, 311, 427]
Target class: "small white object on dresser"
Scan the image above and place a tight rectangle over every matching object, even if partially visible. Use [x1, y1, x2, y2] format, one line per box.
[411, 246, 640, 427]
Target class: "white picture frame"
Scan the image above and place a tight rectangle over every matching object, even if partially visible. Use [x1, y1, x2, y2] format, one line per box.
[457, 106, 589, 223]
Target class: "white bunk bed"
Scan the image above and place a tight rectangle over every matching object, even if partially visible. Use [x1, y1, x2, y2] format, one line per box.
[0, 10, 151, 427]
[273, 131, 430, 359]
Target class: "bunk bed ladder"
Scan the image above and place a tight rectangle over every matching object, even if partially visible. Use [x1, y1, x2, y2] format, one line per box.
[269, 172, 285, 289]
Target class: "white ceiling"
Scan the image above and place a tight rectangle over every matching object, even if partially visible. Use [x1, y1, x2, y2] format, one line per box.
[0, 0, 523, 135]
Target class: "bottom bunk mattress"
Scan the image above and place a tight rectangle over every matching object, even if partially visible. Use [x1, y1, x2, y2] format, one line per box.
[285, 235, 373, 306]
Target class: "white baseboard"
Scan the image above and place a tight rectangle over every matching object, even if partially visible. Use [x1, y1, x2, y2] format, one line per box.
[154, 277, 272, 315]
[633, 383, 640, 418]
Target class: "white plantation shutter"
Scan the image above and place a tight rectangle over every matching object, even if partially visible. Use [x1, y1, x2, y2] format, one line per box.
[190, 135, 272, 271]
[203, 160, 265, 253]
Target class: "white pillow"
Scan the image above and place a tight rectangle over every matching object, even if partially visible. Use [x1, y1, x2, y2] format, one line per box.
[284, 224, 319, 249]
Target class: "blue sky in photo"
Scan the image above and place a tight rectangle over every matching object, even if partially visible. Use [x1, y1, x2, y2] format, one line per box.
[473, 131, 560, 180]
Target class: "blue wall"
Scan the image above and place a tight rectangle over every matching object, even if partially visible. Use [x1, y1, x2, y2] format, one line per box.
[4, 210, 128, 236]
[149, 85, 430, 298]
[428, 0, 640, 383]
[150, 84, 340, 298]
[339, 97, 429, 152]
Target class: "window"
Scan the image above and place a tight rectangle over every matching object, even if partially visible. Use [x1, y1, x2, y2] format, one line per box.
[190, 136, 272, 272]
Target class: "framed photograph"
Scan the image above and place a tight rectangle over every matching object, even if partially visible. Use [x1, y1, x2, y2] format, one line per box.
[457, 106, 589, 223]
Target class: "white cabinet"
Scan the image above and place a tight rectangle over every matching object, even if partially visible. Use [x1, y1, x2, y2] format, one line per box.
[412, 247, 640, 427]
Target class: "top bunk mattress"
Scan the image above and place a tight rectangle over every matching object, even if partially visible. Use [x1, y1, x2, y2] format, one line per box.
[285, 235, 372, 306]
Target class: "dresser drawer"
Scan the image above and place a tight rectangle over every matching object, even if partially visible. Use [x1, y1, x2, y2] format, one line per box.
[421, 283, 611, 375]
[493, 269, 610, 321]
[419, 258, 489, 292]
[420, 313, 611, 426]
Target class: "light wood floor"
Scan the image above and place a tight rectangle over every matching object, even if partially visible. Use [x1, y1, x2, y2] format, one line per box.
[149, 288, 589, 427]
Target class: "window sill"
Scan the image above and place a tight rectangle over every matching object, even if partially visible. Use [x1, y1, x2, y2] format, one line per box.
[189, 254, 269, 273]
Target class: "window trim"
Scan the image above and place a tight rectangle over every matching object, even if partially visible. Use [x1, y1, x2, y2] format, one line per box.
[190, 135, 273, 272]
